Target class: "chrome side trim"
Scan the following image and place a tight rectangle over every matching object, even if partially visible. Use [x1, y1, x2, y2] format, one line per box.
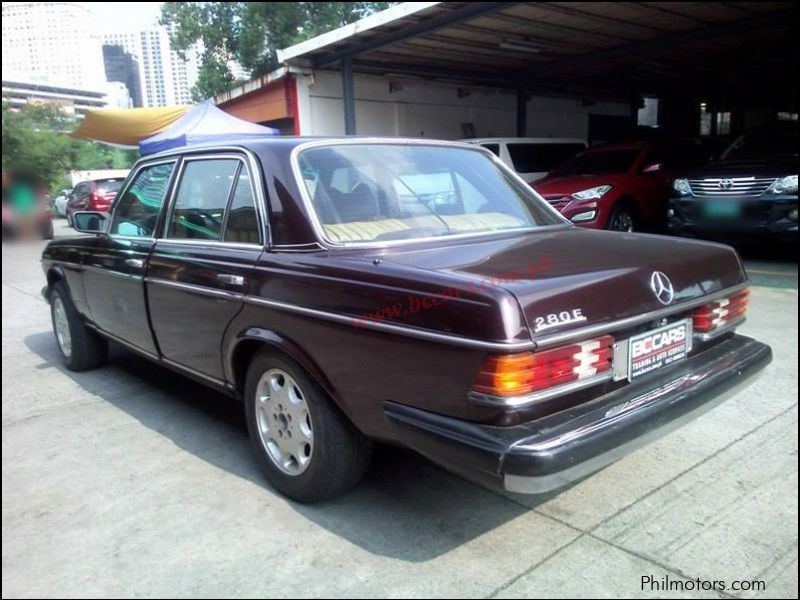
[86, 324, 160, 361]
[288, 137, 570, 249]
[154, 238, 263, 250]
[243, 295, 535, 351]
[83, 263, 142, 280]
[694, 316, 746, 342]
[145, 277, 242, 301]
[468, 372, 614, 409]
[533, 282, 749, 348]
[161, 357, 228, 387]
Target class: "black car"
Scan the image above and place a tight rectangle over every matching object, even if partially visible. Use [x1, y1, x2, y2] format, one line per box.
[668, 128, 798, 242]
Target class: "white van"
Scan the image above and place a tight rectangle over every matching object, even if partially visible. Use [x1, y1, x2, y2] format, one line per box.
[461, 137, 587, 183]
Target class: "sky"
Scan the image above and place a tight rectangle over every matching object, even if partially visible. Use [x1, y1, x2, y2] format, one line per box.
[89, 2, 164, 31]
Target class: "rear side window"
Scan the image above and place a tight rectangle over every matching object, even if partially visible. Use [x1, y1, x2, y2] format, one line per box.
[167, 159, 239, 241]
[507, 143, 585, 173]
[482, 143, 500, 156]
[73, 182, 88, 198]
[110, 162, 176, 237]
[223, 169, 260, 243]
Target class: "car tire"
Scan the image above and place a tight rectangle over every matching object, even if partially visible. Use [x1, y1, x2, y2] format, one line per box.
[606, 203, 639, 233]
[50, 281, 108, 371]
[244, 350, 372, 502]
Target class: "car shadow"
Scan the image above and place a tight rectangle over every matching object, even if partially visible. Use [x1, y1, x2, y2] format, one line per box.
[23, 330, 547, 562]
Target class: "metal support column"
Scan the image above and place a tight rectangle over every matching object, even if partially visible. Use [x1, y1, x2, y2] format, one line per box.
[516, 87, 527, 137]
[341, 58, 356, 135]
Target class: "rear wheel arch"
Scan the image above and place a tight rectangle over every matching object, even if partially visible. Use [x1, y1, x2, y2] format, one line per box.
[228, 330, 337, 406]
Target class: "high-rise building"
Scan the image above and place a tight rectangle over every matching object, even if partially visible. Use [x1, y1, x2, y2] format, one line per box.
[102, 28, 198, 107]
[102, 44, 143, 107]
[2, 2, 107, 90]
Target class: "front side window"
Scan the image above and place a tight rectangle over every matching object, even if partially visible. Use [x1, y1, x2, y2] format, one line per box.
[110, 161, 176, 237]
[296, 144, 562, 245]
[167, 159, 240, 241]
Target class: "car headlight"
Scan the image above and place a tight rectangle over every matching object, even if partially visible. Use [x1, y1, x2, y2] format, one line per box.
[673, 178, 691, 196]
[571, 185, 612, 201]
[767, 175, 798, 195]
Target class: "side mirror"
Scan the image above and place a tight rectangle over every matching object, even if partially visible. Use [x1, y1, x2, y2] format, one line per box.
[72, 211, 108, 234]
[642, 162, 663, 174]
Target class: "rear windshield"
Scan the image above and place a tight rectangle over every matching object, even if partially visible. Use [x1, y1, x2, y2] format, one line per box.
[296, 143, 563, 245]
[554, 149, 639, 176]
[507, 143, 585, 173]
[96, 179, 123, 194]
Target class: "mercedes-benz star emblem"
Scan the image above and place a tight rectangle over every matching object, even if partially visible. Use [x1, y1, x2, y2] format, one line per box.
[719, 179, 733, 190]
[650, 271, 674, 305]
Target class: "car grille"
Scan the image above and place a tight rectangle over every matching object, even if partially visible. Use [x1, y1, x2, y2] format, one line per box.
[688, 177, 776, 197]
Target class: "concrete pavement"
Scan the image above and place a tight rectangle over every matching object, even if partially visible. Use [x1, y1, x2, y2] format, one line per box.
[2, 221, 797, 598]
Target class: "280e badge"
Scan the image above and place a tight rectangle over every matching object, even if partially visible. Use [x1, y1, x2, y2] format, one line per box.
[534, 308, 587, 332]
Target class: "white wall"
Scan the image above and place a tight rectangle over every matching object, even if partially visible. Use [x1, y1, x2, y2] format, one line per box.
[296, 70, 630, 139]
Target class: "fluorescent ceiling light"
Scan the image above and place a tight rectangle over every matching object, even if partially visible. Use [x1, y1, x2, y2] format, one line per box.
[499, 39, 544, 54]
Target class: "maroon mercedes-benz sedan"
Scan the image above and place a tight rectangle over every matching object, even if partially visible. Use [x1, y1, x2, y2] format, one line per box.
[41, 138, 771, 502]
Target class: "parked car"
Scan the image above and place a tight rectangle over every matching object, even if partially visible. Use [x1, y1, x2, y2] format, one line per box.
[532, 139, 707, 232]
[65, 177, 125, 225]
[42, 138, 770, 502]
[52, 189, 72, 218]
[462, 137, 587, 183]
[668, 128, 798, 241]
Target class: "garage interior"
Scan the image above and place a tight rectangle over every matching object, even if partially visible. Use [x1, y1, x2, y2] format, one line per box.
[221, 1, 799, 141]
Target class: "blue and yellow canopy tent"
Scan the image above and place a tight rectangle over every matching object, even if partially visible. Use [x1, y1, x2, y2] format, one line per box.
[71, 100, 278, 154]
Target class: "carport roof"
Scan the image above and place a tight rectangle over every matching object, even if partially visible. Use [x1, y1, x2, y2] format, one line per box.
[277, 1, 798, 99]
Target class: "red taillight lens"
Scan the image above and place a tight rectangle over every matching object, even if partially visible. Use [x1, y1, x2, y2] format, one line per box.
[473, 335, 614, 397]
[692, 288, 749, 333]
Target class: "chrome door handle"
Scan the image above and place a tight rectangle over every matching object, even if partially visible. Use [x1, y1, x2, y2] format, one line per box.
[124, 258, 145, 269]
[216, 273, 245, 287]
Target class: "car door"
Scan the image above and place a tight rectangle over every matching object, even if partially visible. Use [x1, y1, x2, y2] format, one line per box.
[146, 153, 265, 381]
[82, 160, 178, 356]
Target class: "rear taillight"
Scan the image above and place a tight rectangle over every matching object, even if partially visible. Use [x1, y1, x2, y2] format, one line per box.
[473, 335, 614, 397]
[692, 288, 749, 333]
[89, 192, 111, 210]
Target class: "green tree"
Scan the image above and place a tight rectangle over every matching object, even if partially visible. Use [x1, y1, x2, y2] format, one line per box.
[2, 103, 136, 192]
[161, 2, 394, 100]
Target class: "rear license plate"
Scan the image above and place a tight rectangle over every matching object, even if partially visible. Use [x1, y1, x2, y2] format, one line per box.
[628, 320, 691, 381]
[703, 200, 741, 219]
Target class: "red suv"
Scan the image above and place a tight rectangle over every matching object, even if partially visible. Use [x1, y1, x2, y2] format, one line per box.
[66, 177, 124, 225]
[532, 140, 707, 232]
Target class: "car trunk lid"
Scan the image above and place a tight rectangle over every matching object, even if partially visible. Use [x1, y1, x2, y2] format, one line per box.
[375, 228, 746, 340]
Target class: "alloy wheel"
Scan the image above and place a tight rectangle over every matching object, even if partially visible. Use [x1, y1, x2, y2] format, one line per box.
[254, 368, 314, 476]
